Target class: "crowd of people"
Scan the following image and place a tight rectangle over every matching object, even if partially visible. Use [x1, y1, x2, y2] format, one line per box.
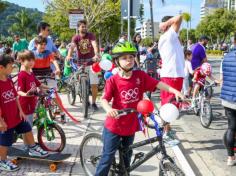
[0, 13, 236, 174]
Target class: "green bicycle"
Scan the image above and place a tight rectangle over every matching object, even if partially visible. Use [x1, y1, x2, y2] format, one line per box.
[13, 89, 66, 152]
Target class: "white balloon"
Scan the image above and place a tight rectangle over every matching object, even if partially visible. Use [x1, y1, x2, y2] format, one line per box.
[160, 103, 179, 123]
[111, 67, 119, 75]
[99, 59, 112, 71]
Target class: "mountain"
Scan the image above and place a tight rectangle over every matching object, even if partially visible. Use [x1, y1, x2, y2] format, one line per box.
[0, 1, 43, 37]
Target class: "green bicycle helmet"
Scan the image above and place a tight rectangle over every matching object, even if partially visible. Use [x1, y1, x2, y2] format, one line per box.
[111, 41, 137, 73]
[112, 41, 137, 58]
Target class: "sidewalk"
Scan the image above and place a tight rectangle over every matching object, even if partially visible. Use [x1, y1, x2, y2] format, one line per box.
[2, 94, 183, 176]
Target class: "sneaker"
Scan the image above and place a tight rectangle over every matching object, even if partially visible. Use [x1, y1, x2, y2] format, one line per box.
[92, 103, 99, 111]
[227, 158, 236, 166]
[163, 132, 180, 146]
[0, 160, 19, 172]
[29, 144, 49, 158]
[191, 99, 197, 108]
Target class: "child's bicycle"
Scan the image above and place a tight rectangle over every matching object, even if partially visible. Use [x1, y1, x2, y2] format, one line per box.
[13, 89, 66, 152]
[177, 82, 217, 128]
[79, 109, 185, 176]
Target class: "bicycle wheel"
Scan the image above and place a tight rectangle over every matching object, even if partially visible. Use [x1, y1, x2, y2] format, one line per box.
[37, 123, 66, 152]
[200, 101, 213, 128]
[80, 133, 103, 176]
[80, 76, 89, 118]
[67, 84, 76, 105]
[159, 162, 185, 176]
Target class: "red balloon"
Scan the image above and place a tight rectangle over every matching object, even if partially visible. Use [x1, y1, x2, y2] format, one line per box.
[92, 62, 101, 73]
[137, 100, 154, 115]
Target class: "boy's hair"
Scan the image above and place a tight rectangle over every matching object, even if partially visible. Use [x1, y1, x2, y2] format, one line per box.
[4, 48, 12, 55]
[184, 50, 192, 58]
[35, 35, 47, 45]
[161, 16, 173, 22]
[0, 54, 14, 67]
[17, 50, 35, 62]
[37, 22, 50, 34]
[77, 20, 87, 27]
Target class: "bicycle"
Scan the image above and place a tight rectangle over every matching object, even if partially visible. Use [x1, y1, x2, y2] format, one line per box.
[80, 109, 185, 176]
[13, 89, 66, 152]
[67, 61, 89, 118]
[177, 82, 217, 128]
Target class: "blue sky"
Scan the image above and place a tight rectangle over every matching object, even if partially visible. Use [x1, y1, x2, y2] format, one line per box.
[5, 0, 201, 28]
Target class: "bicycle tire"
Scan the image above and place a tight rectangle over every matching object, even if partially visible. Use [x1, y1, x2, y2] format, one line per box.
[80, 133, 103, 176]
[200, 101, 213, 128]
[37, 123, 66, 152]
[80, 76, 89, 118]
[159, 162, 185, 176]
[67, 84, 76, 105]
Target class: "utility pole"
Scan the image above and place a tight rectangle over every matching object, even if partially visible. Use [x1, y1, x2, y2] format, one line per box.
[149, 0, 155, 42]
[128, 0, 131, 41]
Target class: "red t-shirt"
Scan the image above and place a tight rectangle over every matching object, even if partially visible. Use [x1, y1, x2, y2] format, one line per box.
[17, 71, 41, 115]
[0, 78, 21, 129]
[194, 67, 206, 86]
[72, 33, 96, 65]
[103, 70, 159, 136]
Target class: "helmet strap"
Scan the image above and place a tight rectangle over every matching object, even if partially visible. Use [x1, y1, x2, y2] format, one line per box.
[115, 59, 133, 76]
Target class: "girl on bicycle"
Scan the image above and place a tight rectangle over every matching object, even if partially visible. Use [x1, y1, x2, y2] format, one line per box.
[95, 41, 184, 175]
[191, 62, 220, 107]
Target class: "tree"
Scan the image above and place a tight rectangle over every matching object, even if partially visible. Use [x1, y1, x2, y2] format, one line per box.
[196, 8, 236, 44]
[182, 12, 191, 47]
[7, 10, 42, 39]
[179, 28, 197, 44]
[0, 1, 7, 13]
[43, 0, 121, 43]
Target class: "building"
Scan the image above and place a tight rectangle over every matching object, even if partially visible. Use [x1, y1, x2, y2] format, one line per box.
[225, 0, 236, 10]
[136, 20, 159, 39]
[200, 0, 225, 19]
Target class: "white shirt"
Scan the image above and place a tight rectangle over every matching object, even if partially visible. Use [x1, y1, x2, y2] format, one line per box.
[0, 47, 4, 55]
[158, 26, 185, 78]
[184, 60, 193, 77]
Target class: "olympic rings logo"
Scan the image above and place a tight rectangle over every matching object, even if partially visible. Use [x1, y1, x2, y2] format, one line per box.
[2, 89, 15, 100]
[121, 88, 139, 101]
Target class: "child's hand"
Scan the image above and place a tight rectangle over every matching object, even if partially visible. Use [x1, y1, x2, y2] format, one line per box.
[26, 87, 37, 96]
[214, 80, 221, 85]
[0, 118, 7, 132]
[19, 111, 27, 121]
[107, 109, 119, 119]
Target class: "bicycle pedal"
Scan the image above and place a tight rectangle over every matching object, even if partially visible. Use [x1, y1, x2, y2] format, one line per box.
[132, 152, 144, 164]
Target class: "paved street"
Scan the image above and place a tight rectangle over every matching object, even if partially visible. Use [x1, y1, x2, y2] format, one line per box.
[1, 58, 235, 176]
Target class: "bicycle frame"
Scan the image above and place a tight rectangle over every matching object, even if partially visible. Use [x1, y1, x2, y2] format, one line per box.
[114, 113, 174, 174]
[34, 92, 57, 141]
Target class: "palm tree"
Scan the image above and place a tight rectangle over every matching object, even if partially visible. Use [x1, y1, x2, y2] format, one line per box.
[7, 10, 38, 39]
[182, 12, 191, 47]
[149, 0, 165, 42]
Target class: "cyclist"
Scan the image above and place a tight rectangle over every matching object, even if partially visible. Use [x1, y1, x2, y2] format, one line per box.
[32, 36, 66, 123]
[17, 50, 50, 127]
[66, 20, 100, 111]
[95, 41, 184, 175]
[191, 62, 220, 107]
[0, 54, 48, 172]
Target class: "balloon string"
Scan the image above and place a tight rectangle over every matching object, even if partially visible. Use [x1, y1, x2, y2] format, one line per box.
[54, 91, 80, 123]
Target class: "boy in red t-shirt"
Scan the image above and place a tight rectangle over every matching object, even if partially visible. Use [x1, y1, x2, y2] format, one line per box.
[0, 54, 48, 172]
[95, 42, 184, 176]
[17, 50, 49, 127]
[191, 62, 220, 107]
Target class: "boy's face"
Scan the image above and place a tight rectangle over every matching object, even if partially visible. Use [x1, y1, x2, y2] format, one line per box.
[0, 63, 14, 76]
[118, 54, 135, 70]
[36, 42, 47, 53]
[22, 59, 35, 69]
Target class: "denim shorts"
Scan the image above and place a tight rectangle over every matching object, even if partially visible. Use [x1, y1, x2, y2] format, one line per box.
[0, 121, 32, 146]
